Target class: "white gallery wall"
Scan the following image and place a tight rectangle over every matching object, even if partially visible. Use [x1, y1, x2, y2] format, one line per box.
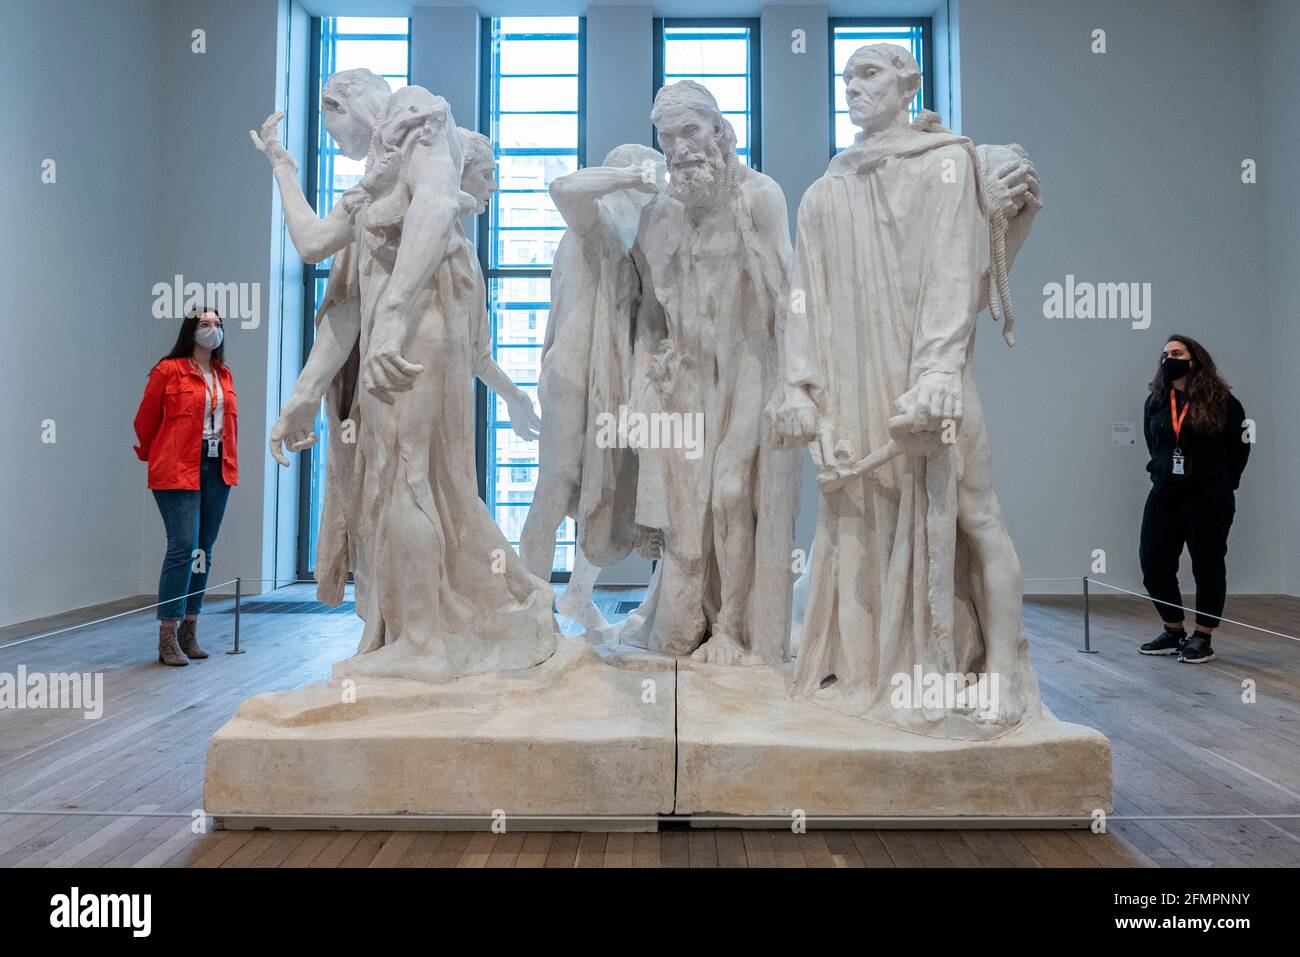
[1257, 0, 1300, 597]
[954, 0, 1280, 595]
[147, 0, 309, 611]
[1, 0, 308, 628]
[2, 0, 1294, 628]
[0, 0, 163, 626]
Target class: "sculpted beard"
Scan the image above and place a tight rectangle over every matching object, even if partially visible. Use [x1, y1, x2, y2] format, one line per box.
[667, 136, 725, 204]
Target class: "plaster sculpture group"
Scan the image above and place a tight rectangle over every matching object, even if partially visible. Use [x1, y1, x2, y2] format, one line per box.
[206, 45, 1112, 828]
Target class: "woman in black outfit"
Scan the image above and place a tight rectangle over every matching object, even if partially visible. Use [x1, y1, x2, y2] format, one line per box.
[1139, 335, 1249, 663]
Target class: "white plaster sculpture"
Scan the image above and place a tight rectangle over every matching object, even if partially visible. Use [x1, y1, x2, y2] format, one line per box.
[517, 144, 666, 632]
[206, 63, 1113, 828]
[587, 81, 801, 665]
[770, 45, 1044, 736]
[252, 69, 555, 683]
[789, 138, 1042, 657]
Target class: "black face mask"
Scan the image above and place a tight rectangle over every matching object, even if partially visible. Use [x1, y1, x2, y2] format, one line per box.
[1162, 356, 1192, 381]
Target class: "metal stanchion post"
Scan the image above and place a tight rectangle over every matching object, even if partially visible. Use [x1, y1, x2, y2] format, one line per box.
[1078, 575, 1097, 653]
[228, 576, 246, 655]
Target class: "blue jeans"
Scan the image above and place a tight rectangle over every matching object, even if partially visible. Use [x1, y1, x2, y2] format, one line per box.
[153, 451, 231, 620]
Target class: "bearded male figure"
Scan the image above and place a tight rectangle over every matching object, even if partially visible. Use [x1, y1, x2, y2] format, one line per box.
[770, 44, 1043, 735]
[597, 81, 800, 665]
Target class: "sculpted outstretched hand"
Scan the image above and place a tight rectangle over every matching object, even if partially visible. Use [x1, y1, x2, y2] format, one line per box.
[507, 393, 542, 442]
[362, 328, 424, 403]
[249, 112, 298, 172]
[269, 397, 318, 466]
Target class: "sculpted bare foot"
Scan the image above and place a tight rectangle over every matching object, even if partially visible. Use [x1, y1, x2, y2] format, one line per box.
[972, 700, 1025, 726]
[555, 587, 609, 632]
[688, 628, 756, 666]
[968, 670, 1027, 726]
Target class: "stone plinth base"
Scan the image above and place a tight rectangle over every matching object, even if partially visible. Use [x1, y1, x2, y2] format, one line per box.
[204, 637, 676, 828]
[204, 637, 1111, 829]
[674, 662, 1112, 821]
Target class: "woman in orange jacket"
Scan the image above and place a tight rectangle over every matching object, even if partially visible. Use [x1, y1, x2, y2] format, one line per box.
[134, 308, 239, 666]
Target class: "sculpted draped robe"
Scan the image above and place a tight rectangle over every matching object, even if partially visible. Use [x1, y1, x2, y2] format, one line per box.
[311, 86, 555, 684]
[555, 208, 641, 565]
[784, 127, 1041, 738]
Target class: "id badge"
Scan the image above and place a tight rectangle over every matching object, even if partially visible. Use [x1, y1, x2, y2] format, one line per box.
[207, 438, 220, 459]
[1171, 451, 1185, 475]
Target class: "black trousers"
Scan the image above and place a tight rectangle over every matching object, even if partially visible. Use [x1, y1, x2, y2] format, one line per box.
[1139, 479, 1236, 629]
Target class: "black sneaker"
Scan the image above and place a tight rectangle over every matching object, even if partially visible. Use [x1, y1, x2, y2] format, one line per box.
[1140, 629, 1186, 655]
[1178, 633, 1216, 663]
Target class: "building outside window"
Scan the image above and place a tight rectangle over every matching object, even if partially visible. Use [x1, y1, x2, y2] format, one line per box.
[654, 19, 760, 170]
[294, 17, 927, 579]
[830, 19, 931, 154]
[300, 16, 410, 576]
[480, 16, 584, 575]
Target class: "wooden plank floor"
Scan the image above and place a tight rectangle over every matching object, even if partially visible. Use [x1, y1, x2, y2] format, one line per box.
[0, 585, 1296, 867]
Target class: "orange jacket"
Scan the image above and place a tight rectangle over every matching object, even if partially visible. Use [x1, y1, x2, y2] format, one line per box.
[133, 357, 239, 489]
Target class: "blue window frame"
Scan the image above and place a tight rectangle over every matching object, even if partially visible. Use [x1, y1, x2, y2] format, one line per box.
[298, 16, 410, 576]
[830, 19, 932, 154]
[478, 16, 585, 577]
[653, 18, 760, 170]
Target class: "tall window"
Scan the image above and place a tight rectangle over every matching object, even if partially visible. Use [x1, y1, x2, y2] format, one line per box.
[654, 19, 760, 169]
[480, 16, 584, 575]
[299, 17, 410, 575]
[830, 20, 932, 153]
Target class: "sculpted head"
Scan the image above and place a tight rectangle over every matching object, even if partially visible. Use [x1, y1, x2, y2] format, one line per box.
[651, 81, 737, 205]
[456, 128, 497, 214]
[322, 68, 392, 160]
[602, 143, 666, 228]
[603, 143, 665, 180]
[843, 44, 920, 135]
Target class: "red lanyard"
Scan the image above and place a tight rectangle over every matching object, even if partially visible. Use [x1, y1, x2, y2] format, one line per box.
[1169, 389, 1189, 445]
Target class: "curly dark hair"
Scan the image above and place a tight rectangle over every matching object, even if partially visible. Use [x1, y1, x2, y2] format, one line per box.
[1148, 334, 1231, 434]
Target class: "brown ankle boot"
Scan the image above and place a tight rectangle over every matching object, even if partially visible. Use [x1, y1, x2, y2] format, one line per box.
[158, 622, 188, 666]
[178, 618, 208, 659]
